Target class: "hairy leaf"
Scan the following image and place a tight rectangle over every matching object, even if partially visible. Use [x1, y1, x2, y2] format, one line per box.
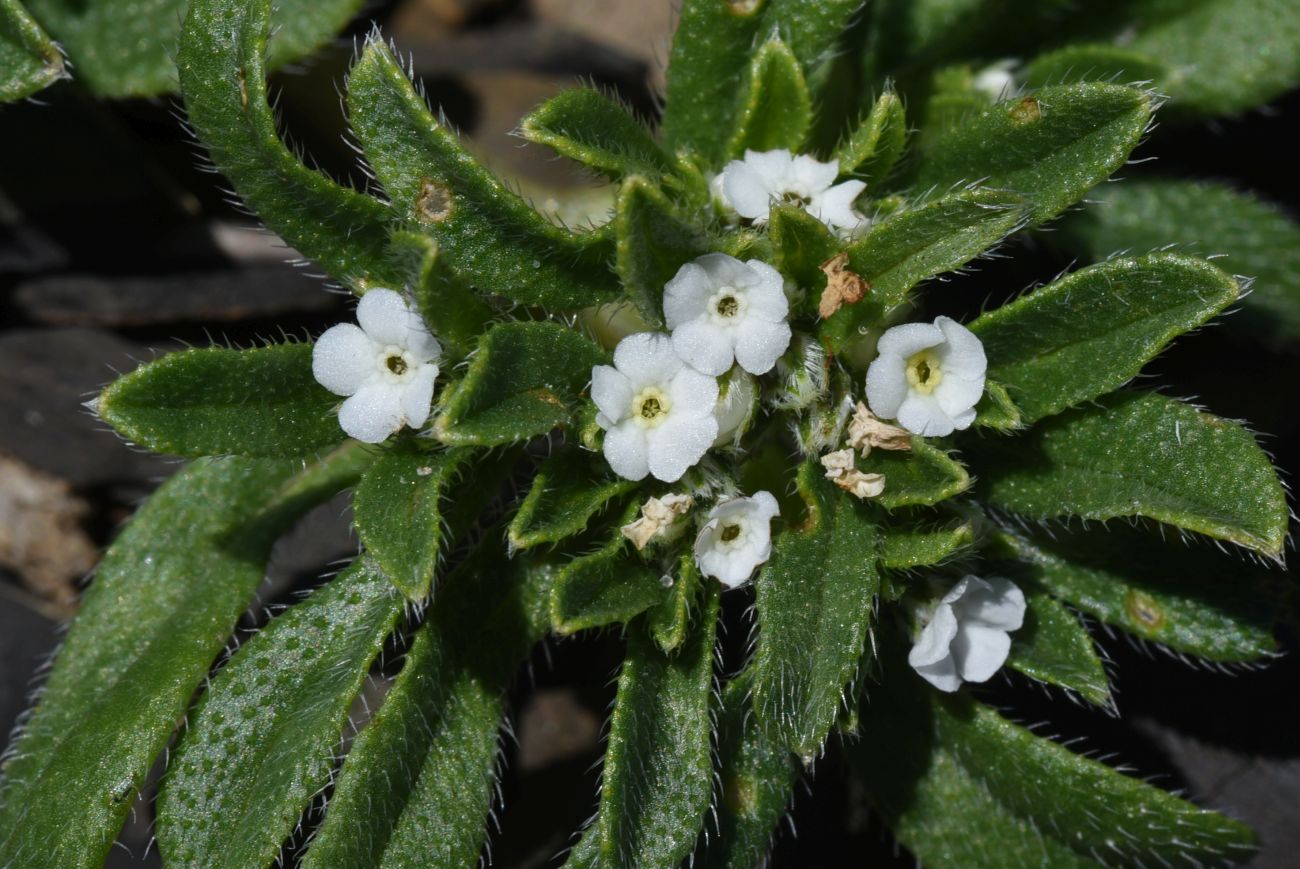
[769, 204, 840, 308]
[347, 38, 615, 308]
[157, 560, 403, 868]
[972, 380, 1023, 431]
[1023, 43, 1167, 90]
[0, 0, 63, 102]
[434, 322, 606, 446]
[647, 553, 701, 654]
[728, 38, 812, 157]
[510, 450, 637, 551]
[520, 87, 671, 180]
[859, 438, 971, 509]
[97, 343, 343, 458]
[837, 89, 908, 183]
[615, 177, 710, 326]
[0, 450, 368, 868]
[550, 535, 666, 635]
[968, 254, 1239, 423]
[971, 391, 1288, 557]
[754, 462, 880, 757]
[387, 230, 494, 357]
[1006, 588, 1111, 706]
[880, 519, 973, 570]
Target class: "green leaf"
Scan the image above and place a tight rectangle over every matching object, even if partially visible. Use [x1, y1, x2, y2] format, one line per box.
[434, 322, 606, 446]
[0, 449, 368, 868]
[971, 391, 1289, 557]
[510, 450, 637, 551]
[347, 38, 615, 309]
[597, 590, 719, 868]
[302, 540, 553, 868]
[913, 83, 1153, 224]
[753, 461, 880, 757]
[1022, 43, 1167, 90]
[387, 230, 494, 357]
[647, 553, 702, 654]
[615, 177, 710, 326]
[520, 87, 672, 180]
[850, 651, 1256, 867]
[836, 89, 908, 183]
[728, 38, 812, 157]
[1059, 178, 1300, 347]
[880, 519, 973, 570]
[156, 559, 403, 868]
[768, 204, 840, 313]
[97, 343, 343, 459]
[0, 0, 63, 102]
[972, 380, 1023, 431]
[819, 188, 1026, 352]
[859, 438, 971, 509]
[353, 447, 472, 600]
[178, 0, 399, 289]
[1006, 588, 1111, 706]
[991, 523, 1278, 662]
[550, 534, 666, 635]
[968, 254, 1240, 424]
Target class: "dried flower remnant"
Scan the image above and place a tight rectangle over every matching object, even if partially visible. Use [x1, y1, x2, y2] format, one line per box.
[846, 401, 912, 456]
[817, 252, 870, 319]
[621, 493, 694, 550]
[820, 448, 886, 500]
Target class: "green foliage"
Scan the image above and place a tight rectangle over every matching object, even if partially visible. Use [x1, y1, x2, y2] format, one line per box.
[434, 322, 606, 445]
[1006, 588, 1112, 706]
[521, 87, 673, 180]
[97, 343, 343, 458]
[880, 519, 973, 570]
[1022, 43, 1167, 90]
[0, 0, 62, 102]
[647, 553, 702, 653]
[347, 38, 615, 309]
[753, 462, 880, 757]
[969, 254, 1240, 423]
[388, 231, 494, 357]
[837, 89, 908, 183]
[510, 450, 637, 551]
[728, 38, 812, 157]
[0, 451, 367, 868]
[550, 532, 666, 635]
[1060, 178, 1300, 346]
[971, 380, 1022, 431]
[616, 178, 710, 326]
[971, 391, 1289, 557]
[859, 438, 971, 509]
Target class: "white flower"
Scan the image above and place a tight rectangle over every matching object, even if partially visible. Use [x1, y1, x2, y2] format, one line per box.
[663, 253, 792, 377]
[865, 315, 986, 437]
[972, 59, 1019, 101]
[694, 491, 780, 589]
[720, 149, 867, 232]
[909, 575, 1026, 693]
[312, 288, 441, 444]
[591, 332, 719, 482]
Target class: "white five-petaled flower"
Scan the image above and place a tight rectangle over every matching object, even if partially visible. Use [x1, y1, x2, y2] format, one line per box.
[592, 332, 719, 482]
[908, 575, 1026, 693]
[720, 149, 867, 233]
[694, 491, 780, 589]
[312, 288, 441, 444]
[865, 315, 987, 437]
[664, 253, 792, 377]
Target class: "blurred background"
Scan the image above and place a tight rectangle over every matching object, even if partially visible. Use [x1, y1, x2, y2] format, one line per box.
[2, 0, 1298, 865]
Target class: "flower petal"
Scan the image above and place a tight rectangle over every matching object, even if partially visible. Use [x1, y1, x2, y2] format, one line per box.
[647, 415, 717, 482]
[744, 148, 795, 184]
[591, 364, 634, 423]
[896, 393, 956, 437]
[865, 352, 909, 419]
[722, 160, 774, 220]
[876, 321, 944, 358]
[934, 373, 985, 418]
[669, 366, 721, 418]
[402, 322, 441, 365]
[741, 260, 790, 320]
[909, 603, 959, 667]
[663, 262, 716, 328]
[312, 323, 378, 396]
[955, 576, 1026, 632]
[672, 319, 735, 376]
[338, 383, 405, 443]
[951, 623, 1012, 684]
[733, 317, 792, 375]
[912, 654, 963, 693]
[357, 288, 415, 347]
[400, 363, 438, 428]
[749, 490, 781, 521]
[603, 421, 650, 481]
[934, 316, 987, 380]
[613, 332, 682, 389]
[695, 252, 756, 289]
[809, 179, 867, 230]
[789, 153, 839, 194]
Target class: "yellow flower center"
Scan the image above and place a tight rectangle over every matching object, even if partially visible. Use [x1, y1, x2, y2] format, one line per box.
[708, 287, 748, 324]
[632, 386, 672, 428]
[905, 350, 943, 394]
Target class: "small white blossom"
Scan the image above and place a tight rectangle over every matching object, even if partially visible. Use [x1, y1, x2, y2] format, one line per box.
[694, 491, 780, 589]
[621, 493, 694, 550]
[311, 288, 440, 444]
[591, 332, 719, 482]
[909, 576, 1026, 693]
[720, 148, 867, 233]
[663, 253, 792, 377]
[972, 59, 1019, 101]
[865, 315, 986, 437]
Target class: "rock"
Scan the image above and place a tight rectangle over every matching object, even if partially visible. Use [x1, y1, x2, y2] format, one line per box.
[516, 687, 601, 773]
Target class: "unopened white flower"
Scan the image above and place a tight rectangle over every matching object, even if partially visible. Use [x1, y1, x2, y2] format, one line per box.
[664, 253, 791, 377]
[712, 370, 758, 447]
[591, 332, 719, 482]
[720, 149, 867, 232]
[694, 491, 780, 589]
[909, 575, 1026, 693]
[865, 316, 986, 437]
[312, 288, 440, 444]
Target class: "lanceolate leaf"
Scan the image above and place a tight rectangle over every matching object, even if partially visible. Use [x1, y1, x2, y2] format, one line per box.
[859, 438, 971, 509]
[0, 449, 369, 868]
[0, 0, 63, 102]
[1060, 178, 1300, 346]
[913, 83, 1152, 224]
[647, 553, 701, 654]
[971, 391, 1289, 557]
[836, 89, 908, 183]
[753, 462, 880, 757]
[728, 38, 812, 157]
[178, 0, 399, 289]
[353, 447, 472, 600]
[819, 188, 1026, 352]
[435, 322, 606, 446]
[302, 542, 554, 868]
[510, 450, 637, 551]
[520, 88, 672, 180]
[880, 520, 973, 571]
[615, 178, 710, 326]
[347, 38, 615, 309]
[972, 380, 1022, 431]
[598, 591, 719, 868]
[550, 533, 666, 635]
[768, 204, 840, 304]
[387, 230, 493, 357]
[157, 560, 404, 868]
[991, 523, 1278, 662]
[1006, 588, 1111, 706]
[850, 650, 1255, 867]
[97, 343, 343, 458]
[968, 254, 1240, 424]
[1023, 43, 1167, 90]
